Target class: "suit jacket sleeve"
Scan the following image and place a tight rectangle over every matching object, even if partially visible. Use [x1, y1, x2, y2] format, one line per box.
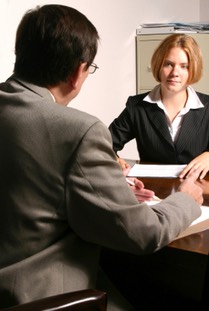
[108, 100, 134, 154]
[67, 120, 201, 255]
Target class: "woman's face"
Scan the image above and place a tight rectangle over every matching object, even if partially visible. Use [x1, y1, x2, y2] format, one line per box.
[160, 47, 189, 94]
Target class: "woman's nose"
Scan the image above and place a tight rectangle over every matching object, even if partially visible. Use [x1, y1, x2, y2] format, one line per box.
[171, 66, 179, 76]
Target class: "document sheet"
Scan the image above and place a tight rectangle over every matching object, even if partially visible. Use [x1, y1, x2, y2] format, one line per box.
[174, 205, 209, 240]
[128, 164, 187, 178]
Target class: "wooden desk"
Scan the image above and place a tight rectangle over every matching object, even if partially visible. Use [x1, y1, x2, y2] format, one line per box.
[139, 174, 209, 255]
[137, 174, 209, 303]
[100, 173, 209, 309]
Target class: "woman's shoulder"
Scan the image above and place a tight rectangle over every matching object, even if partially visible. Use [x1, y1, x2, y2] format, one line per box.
[126, 92, 150, 107]
[196, 91, 209, 105]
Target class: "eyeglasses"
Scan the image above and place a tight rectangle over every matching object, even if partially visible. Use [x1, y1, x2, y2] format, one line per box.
[89, 63, 99, 74]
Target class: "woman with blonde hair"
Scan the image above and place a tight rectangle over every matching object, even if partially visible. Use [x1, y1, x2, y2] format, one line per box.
[109, 34, 209, 179]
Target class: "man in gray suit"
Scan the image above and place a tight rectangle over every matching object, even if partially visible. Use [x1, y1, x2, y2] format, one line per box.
[0, 4, 203, 311]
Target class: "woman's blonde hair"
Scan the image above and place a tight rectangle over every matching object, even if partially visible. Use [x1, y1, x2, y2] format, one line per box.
[151, 34, 203, 85]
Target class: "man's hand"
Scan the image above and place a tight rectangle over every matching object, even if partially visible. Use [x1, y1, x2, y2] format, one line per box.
[178, 169, 203, 205]
[126, 177, 155, 202]
[123, 167, 155, 202]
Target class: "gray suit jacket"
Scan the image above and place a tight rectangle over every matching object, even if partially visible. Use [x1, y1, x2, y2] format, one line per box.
[0, 75, 200, 308]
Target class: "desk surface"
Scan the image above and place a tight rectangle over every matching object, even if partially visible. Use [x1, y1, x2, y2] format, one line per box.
[139, 174, 209, 255]
[101, 164, 209, 305]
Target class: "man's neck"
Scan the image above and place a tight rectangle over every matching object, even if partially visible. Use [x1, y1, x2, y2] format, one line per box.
[48, 81, 74, 106]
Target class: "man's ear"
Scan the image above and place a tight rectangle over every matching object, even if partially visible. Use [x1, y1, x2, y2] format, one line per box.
[70, 63, 87, 89]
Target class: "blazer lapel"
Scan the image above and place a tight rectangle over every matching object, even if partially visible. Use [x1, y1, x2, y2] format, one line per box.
[144, 104, 174, 147]
[176, 108, 206, 153]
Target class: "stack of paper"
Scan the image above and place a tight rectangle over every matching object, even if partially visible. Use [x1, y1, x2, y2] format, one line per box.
[136, 22, 209, 35]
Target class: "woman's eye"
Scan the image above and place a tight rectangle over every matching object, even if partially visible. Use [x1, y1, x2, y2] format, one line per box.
[164, 62, 172, 67]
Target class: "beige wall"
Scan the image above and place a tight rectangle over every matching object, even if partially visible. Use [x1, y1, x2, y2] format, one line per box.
[200, 0, 209, 20]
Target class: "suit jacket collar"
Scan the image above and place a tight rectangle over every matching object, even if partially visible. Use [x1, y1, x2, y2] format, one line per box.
[143, 102, 174, 147]
[143, 96, 208, 152]
[176, 94, 208, 153]
[8, 74, 53, 102]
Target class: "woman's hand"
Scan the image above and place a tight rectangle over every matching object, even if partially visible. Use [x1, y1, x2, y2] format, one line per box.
[179, 152, 209, 180]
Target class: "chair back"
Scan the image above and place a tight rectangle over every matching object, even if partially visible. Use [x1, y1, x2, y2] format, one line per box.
[1, 289, 107, 311]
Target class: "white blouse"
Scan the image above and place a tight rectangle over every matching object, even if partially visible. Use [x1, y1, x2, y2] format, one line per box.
[144, 85, 204, 142]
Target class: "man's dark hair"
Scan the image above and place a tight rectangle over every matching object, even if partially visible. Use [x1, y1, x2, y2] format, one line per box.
[14, 5, 99, 86]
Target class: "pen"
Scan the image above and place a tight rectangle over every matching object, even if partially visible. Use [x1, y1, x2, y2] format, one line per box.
[126, 178, 136, 186]
[126, 178, 161, 201]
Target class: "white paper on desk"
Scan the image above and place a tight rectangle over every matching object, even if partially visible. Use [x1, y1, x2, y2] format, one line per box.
[127, 164, 187, 178]
[174, 205, 209, 240]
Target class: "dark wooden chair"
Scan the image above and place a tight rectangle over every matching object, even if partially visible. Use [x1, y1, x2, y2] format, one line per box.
[1, 289, 107, 311]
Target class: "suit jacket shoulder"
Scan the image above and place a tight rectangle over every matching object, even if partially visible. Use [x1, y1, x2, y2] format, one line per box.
[126, 92, 150, 107]
[196, 91, 209, 107]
